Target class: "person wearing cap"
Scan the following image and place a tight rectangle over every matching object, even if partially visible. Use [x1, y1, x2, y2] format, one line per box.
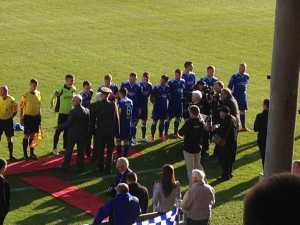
[59, 94, 90, 170]
[214, 106, 238, 180]
[0, 158, 10, 225]
[91, 87, 120, 173]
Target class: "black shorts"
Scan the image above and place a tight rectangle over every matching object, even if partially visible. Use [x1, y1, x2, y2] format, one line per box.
[24, 115, 41, 135]
[0, 118, 14, 139]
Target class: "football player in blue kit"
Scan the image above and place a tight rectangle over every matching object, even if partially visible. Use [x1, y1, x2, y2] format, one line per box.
[182, 61, 196, 119]
[138, 72, 152, 143]
[228, 63, 250, 131]
[116, 87, 133, 157]
[165, 69, 185, 138]
[202, 65, 219, 87]
[121, 72, 142, 145]
[150, 75, 170, 142]
[98, 74, 119, 101]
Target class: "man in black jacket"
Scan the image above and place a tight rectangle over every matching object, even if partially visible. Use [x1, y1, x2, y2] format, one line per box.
[60, 95, 90, 169]
[216, 106, 238, 180]
[254, 99, 269, 167]
[178, 105, 206, 184]
[0, 159, 10, 225]
[126, 172, 149, 214]
[91, 87, 120, 173]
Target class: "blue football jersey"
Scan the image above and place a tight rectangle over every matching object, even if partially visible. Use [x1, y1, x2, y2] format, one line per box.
[151, 85, 170, 119]
[182, 72, 196, 92]
[118, 96, 133, 131]
[80, 90, 93, 107]
[121, 81, 141, 109]
[202, 75, 218, 87]
[98, 83, 119, 95]
[139, 81, 152, 109]
[168, 79, 185, 103]
[228, 73, 249, 109]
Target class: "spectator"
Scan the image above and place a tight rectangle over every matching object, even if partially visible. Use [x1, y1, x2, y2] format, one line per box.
[0, 159, 10, 225]
[93, 183, 141, 225]
[153, 164, 181, 213]
[126, 172, 149, 214]
[108, 157, 132, 196]
[292, 160, 300, 176]
[244, 174, 300, 225]
[254, 99, 269, 167]
[178, 105, 206, 184]
[182, 169, 215, 225]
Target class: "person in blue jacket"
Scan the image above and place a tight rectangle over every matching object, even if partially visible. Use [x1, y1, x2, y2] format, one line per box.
[93, 183, 141, 225]
[228, 63, 250, 131]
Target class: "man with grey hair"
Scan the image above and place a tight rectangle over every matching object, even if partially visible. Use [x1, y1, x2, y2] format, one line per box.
[108, 157, 132, 196]
[59, 94, 90, 170]
[93, 183, 141, 225]
[182, 169, 215, 225]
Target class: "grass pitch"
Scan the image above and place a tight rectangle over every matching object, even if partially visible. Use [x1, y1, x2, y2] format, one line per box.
[1, 0, 299, 224]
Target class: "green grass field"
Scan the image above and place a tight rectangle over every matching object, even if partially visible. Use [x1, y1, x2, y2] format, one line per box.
[1, 0, 299, 224]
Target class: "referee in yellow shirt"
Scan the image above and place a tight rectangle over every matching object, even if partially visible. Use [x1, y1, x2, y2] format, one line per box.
[20, 79, 41, 160]
[0, 86, 18, 160]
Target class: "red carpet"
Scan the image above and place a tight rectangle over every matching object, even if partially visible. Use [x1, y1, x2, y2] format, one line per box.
[6, 149, 143, 176]
[22, 175, 106, 217]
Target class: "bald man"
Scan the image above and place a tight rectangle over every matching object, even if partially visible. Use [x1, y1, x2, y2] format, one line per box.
[60, 95, 90, 170]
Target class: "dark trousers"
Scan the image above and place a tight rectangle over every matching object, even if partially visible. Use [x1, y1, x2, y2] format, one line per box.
[186, 218, 209, 225]
[219, 143, 237, 178]
[258, 141, 266, 167]
[63, 135, 87, 168]
[95, 134, 114, 170]
[0, 212, 8, 225]
[53, 114, 69, 149]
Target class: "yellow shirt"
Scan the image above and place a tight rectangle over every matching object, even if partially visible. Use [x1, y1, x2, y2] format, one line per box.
[20, 90, 41, 116]
[0, 95, 18, 120]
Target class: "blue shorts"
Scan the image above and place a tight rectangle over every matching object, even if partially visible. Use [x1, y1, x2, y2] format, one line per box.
[234, 95, 248, 110]
[132, 108, 139, 121]
[138, 106, 148, 121]
[116, 126, 131, 140]
[168, 103, 183, 119]
[152, 110, 168, 121]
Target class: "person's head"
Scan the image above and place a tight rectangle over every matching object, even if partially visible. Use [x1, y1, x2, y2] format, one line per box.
[239, 63, 247, 74]
[292, 160, 300, 175]
[0, 158, 7, 175]
[129, 72, 137, 84]
[104, 74, 112, 86]
[184, 61, 194, 72]
[219, 106, 230, 120]
[188, 105, 200, 119]
[72, 94, 82, 107]
[99, 87, 112, 100]
[83, 80, 92, 91]
[160, 164, 177, 197]
[244, 173, 300, 225]
[119, 87, 128, 98]
[160, 75, 169, 86]
[126, 172, 138, 184]
[191, 90, 202, 104]
[0, 85, 8, 97]
[29, 79, 38, 92]
[195, 80, 205, 92]
[221, 88, 232, 101]
[142, 72, 150, 83]
[116, 157, 129, 174]
[191, 169, 206, 184]
[263, 99, 270, 111]
[116, 183, 129, 195]
[207, 65, 216, 77]
[175, 69, 182, 80]
[214, 81, 224, 93]
[65, 74, 75, 87]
